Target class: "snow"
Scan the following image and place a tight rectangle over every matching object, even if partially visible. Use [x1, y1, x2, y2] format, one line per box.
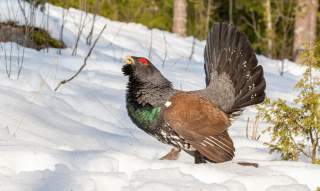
[0, 1, 319, 191]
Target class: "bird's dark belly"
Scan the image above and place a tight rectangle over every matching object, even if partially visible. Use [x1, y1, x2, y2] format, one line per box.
[153, 121, 194, 151]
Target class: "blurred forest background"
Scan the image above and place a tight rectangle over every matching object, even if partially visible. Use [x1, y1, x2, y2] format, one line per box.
[43, 0, 318, 64]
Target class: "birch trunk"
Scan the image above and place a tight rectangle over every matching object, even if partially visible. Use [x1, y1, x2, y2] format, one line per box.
[293, 0, 318, 63]
[173, 0, 187, 37]
[264, 0, 273, 58]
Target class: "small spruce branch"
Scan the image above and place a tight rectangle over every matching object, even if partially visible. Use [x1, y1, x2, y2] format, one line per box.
[54, 24, 106, 91]
[288, 135, 311, 158]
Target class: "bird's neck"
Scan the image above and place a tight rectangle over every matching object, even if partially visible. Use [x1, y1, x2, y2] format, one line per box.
[125, 76, 174, 130]
[126, 75, 174, 107]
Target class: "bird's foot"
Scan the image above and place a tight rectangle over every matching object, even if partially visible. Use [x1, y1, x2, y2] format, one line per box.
[194, 151, 207, 164]
[160, 147, 181, 160]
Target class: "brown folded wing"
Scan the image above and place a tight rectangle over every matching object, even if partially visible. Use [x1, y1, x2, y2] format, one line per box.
[163, 92, 235, 162]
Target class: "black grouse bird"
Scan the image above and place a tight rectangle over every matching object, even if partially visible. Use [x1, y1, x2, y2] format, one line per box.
[122, 23, 266, 164]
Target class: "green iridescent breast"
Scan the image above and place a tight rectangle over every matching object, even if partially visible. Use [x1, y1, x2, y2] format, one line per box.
[127, 104, 161, 128]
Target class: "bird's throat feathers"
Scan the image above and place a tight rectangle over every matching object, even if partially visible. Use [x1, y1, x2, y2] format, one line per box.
[125, 72, 174, 107]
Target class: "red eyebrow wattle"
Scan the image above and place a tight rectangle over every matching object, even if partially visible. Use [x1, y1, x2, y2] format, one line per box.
[137, 58, 148, 65]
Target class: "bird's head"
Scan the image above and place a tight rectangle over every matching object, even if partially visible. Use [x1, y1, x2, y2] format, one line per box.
[122, 56, 173, 105]
[122, 56, 160, 82]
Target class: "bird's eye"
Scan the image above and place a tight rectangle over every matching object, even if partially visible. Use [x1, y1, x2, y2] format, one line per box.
[137, 58, 148, 65]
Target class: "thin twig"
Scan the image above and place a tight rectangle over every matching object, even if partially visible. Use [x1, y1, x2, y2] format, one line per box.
[46, 3, 50, 53]
[279, 60, 284, 76]
[16, 43, 20, 78]
[205, 0, 212, 35]
[58, 8, 68, 54]
[246, 117, 250, 138]
[289, 136, 311, 158]
[8, 42, 13, 78]
[17, 46, 25, 79]
[72, 0, 89, 56]
[148, 29, 153, 59]
[5, 0, 13, 22]
[17, 0, 28, 25]
[162, 32, 168, 68]
[189, 37, 196, 61]
[1, 43, 9, 78]
[252, 118, 259, 140]
[54, 24, 106, 91]
[86, 0, 100, 45]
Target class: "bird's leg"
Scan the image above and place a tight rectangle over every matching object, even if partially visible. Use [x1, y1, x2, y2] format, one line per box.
[160, 147, 181, 160]
[194, 151, 207, 164]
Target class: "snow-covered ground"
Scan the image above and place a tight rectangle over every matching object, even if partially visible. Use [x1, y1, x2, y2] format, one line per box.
[0, 1, 319, 191]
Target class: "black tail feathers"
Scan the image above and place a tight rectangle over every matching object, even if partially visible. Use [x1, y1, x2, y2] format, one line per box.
[204, 23, 266, 115]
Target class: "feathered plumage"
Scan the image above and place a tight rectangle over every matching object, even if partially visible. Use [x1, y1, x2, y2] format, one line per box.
[122, 23, 266, 164]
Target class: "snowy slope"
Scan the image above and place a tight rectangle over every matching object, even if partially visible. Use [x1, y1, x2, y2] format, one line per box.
[0, 1, 319, 191]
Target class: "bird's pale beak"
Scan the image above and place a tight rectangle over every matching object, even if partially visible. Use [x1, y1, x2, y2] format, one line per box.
[124, 56, 134, 65]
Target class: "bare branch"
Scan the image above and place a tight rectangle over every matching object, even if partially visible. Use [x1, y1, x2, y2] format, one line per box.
[9, 42, 13, 78]
[205, 0, 213, 35]
[189, 37, 196, 61]
[55, 24, 106, 91]
[246, 117, 250, 138]
[86, 0, 100, 45]
[17, 0, 28, 25]
[72, 0, 89, 56]
[1, 43, 9, 78]
[289, 136, 311, 158]
[46, 3, 50, 53]
[17, 46, 25, 80]
[162, 32, 167, 68]
[148, 29, 153, 59]
[58, 8, 68, 55]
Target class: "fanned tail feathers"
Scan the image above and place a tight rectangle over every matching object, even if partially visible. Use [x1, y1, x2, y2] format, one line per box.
[203, 23, 266, 116]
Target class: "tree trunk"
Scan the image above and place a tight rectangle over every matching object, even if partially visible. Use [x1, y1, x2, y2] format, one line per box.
[311, 141, 318, 163]
[293, 0, 318, 63]
[205, 0, 213, 35]
[229, 0, 233, 24]
[264, 0, 273, 58]
[173, 0, 187, 37]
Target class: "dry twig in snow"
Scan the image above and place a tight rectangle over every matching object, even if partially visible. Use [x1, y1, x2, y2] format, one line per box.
[54, 24, 106, 91]
[148, 29, 153, 59]
[162, 32, 168, 68]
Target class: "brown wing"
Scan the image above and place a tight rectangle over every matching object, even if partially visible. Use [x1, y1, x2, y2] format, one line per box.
[163, 92, 235, 162]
